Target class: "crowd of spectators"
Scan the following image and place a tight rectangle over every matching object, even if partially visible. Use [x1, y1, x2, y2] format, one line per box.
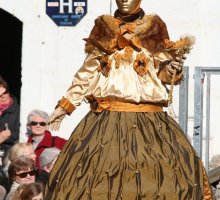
[0, 75, 67, 200]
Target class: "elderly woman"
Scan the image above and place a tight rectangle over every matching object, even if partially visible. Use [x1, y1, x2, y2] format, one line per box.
[26, 109, 66, 169]
[44, 0, 214, 199]
[0, 75, 20, 160]
[5, 156, 36, 200]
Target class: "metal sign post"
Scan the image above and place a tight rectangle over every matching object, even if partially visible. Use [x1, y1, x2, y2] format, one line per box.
[179, 66, 189, 136]
[194, 67, 220, 169]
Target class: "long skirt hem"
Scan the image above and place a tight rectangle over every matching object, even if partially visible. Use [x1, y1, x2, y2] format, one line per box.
[44, 110, 214, 200]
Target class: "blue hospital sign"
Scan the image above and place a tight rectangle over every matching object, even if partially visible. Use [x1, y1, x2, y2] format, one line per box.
[46, 0, 87, 26]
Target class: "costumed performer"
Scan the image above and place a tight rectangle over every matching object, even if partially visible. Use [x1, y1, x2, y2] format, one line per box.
[44, 0, 214, 199]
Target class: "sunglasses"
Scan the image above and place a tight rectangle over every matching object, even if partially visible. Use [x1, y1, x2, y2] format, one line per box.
[0, 90, 8, 97]
[16, 170, 35, 178]
[30, 121, 47, 126]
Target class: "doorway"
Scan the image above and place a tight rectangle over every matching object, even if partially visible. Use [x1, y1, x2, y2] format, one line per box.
[0, 8, 23, 104]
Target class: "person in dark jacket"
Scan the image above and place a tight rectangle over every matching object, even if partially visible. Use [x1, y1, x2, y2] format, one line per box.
[26, 109, 66, 170]
[0, 75, 20, 161]
[36, 147, 60, 186]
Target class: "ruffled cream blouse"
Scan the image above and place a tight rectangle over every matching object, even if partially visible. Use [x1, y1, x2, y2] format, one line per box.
[66, 47, 173, 108]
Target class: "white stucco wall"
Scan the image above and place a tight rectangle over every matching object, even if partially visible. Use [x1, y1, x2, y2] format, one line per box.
[1, 0, 111, 140]
[1, 0, 220, 162]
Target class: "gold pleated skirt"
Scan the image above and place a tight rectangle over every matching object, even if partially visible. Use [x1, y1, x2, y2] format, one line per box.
[44, 111, 214, 200]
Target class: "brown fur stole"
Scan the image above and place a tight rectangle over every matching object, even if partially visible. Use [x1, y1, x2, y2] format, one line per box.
[84, 14, 169, 54]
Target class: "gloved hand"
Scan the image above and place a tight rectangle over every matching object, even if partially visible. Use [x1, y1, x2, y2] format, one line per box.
[48, 106, 67, 131]
[167, 56, 186, 75]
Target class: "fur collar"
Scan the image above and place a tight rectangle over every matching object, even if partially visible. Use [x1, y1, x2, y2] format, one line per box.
[84, 14, 169, 54]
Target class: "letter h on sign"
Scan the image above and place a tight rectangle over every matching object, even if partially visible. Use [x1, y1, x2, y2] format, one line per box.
[59, 0, 73, 13]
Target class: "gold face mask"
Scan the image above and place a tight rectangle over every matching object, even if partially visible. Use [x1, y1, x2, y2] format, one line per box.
[116, 0, 142, 14]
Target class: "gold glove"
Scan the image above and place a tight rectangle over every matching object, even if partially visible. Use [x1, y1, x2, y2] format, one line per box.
[157, 58, 184, 85]
[48, 106, 67, 131]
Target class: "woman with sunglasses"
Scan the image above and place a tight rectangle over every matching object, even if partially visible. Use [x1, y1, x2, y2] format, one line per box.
[0, 75, 20, 162]
[26, 109, 66, 170]
[5, 156, 36, 200]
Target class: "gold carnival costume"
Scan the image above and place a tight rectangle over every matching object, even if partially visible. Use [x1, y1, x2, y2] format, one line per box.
[44, 8, 214, 200]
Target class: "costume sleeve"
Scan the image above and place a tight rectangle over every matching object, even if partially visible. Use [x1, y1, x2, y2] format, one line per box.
[154, 36, 195, 85]
[153, 51, 183, 85]
[149, 15, 184, 85]
[56, 50, 100, 115]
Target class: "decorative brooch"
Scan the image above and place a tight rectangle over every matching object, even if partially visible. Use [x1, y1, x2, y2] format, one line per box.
[113, 46, 134, 69]
[97, 54, 112, 77]
[133, 52, 149, 76]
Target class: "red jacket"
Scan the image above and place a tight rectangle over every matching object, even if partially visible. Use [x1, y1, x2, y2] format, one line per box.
[27, 131, 66, 169]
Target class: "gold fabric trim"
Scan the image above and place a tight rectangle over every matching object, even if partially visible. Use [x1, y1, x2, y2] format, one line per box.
[56, 97, 76, 115]
[90, 100, 163, 113]
[200, 160, 215, 200]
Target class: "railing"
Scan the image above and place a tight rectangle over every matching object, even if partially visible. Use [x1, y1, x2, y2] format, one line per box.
[179, 67, 220, 169]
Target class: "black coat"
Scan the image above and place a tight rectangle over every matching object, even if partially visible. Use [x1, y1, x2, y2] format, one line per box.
[0, 165, 10, 192]
[0, 95, 20, 155]
[36, 169, 49, 186]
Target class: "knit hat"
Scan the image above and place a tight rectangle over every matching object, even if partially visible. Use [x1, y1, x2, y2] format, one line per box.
[39, 147, 60, 169]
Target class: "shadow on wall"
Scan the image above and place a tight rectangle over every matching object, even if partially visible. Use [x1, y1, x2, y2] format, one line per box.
[0, 8, 22, 104]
